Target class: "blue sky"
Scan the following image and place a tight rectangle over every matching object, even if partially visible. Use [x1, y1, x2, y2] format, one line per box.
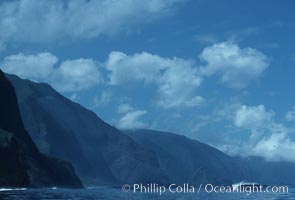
[1, 0, 295, 162]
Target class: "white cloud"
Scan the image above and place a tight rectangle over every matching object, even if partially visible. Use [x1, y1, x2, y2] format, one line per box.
[0, 0, 183, 46]
[116, 104, 148, 130]
[106, 51, 167, 84]
[106, 51, 202, 108]
[200, 42, 269, 88]
[234, 105, 274, 130]
[157, 61, 202, 108]
[285, 106, 295, 121]
[230, 104, 295, 162]
[1, 52, 58, 81]
[52, 58, 102, 92]
[1, 52, 101, 92]
[253, 132, 295, 162]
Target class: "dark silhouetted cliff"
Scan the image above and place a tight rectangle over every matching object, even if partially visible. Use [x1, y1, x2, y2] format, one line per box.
[0, 70, 82, 188]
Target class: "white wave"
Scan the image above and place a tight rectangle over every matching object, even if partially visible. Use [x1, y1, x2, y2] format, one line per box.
[0, 188, 27, 191]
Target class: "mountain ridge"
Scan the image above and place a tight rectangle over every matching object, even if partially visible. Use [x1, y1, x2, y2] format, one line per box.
[7, 73, 169, 186]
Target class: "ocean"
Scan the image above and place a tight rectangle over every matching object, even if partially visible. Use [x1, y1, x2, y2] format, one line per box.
[0, 187, 294, 200]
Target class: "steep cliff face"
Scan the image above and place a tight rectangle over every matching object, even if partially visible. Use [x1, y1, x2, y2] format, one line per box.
[126, 129, 244, 185]
[0, 70, 82, 188]
[7, 73, 169, 186]
[0, 70, 36, 149]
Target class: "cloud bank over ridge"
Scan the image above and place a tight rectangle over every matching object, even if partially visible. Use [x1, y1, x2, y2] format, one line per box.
[1, 42, 269, 106]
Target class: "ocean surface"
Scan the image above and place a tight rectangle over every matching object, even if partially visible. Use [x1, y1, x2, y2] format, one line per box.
[0, 187, 294, 200]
